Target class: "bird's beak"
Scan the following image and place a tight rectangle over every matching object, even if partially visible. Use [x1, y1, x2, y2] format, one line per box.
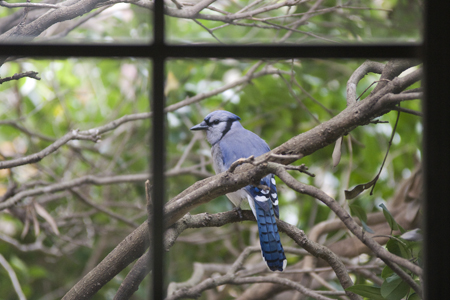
[190, 121, 208, 131]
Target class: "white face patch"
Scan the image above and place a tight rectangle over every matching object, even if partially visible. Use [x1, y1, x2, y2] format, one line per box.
[255, 195, 269, 202]
[271, 178, 276, 185]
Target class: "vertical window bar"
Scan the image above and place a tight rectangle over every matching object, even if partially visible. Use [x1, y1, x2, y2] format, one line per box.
[151, 0, 165, 299]
[423, 1, 450, 299]
[151, 57, 165, 299]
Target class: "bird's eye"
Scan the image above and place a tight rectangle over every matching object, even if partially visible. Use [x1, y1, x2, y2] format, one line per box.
[212, 120, 220, 125]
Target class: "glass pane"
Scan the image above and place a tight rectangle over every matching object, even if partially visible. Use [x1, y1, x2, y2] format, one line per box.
[165, 58, 423, 297]
[0, 2, 151, 43]
[166, 1, 422, 44]
[0, 58, 151, 298]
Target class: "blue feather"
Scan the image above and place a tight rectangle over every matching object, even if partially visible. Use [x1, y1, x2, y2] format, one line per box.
[247, 176, 286, 271]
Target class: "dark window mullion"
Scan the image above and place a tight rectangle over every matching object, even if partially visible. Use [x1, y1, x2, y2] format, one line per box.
[151, 0, 166, 299]
[423, 1, 450, 299]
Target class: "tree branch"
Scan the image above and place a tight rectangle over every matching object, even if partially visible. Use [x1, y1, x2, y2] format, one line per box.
[61, 221, 150, 300]
[370, 59, 420, 95]
[0, 254, 26, 300]
[0, 0, 59, 9]
[0, 70, 41, 84]
[0, 129, 100, 170]
[347, 60, 385, 105]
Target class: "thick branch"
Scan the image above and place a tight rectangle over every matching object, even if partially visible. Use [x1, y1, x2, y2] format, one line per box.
[346, 60, 384, 105]
[370, 59, 420, 95]
[61, 222, 150, 300]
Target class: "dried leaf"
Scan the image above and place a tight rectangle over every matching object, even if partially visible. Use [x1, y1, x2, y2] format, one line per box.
[34, 202, 60, 236]
[31, 206, 40, 237]
[345, 176, 378, 199]
[21, 216, 30, 239]
[332, 136, 343, 167]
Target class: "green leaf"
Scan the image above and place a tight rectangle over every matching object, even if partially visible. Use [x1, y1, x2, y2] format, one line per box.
[29, 266, 48, 279]
[379, 203, 405, 233]
[381, 274, 410, 300]
[381, 265, 394, 279]
[386, 238, 410, 259]
[408, 293, 421, 300]
[361, 220, 375, 234]
[349, 204, 368, 222]
[349, 204, 374, 233]
[346, 284, 385, 300]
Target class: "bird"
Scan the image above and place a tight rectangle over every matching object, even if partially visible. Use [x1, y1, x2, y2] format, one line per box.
[190, 110, 286, 271]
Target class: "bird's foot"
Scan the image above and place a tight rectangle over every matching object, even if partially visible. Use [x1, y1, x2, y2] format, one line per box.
[232, 206, 243, 219]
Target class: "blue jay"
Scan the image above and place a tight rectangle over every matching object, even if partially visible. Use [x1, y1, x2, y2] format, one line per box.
[191, 110, 286, 271]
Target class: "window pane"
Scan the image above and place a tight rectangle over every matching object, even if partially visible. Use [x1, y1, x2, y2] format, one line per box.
[0, 2, 152, 43]
[0, 58, 151, 299]
[165, 58, 423, 298]
[166, 1, 422, 44]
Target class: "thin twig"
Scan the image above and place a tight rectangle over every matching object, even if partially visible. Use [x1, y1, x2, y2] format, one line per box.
[369, 108, 401, 195]
[70, 189, 138, 228]
[391, 106, 422, 117]
[0, 71, 40, 84]
[0, 254, 27, 300]
[193, 19, 223, 43]
[0, 130, 100, 170]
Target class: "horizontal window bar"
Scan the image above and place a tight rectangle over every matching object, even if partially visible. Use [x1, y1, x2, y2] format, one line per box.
[0, 43, 422, 59]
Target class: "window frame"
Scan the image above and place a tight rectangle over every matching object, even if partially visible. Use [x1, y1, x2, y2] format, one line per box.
[0, 1, 447, 299]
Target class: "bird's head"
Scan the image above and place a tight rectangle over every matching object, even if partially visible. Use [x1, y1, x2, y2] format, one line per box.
[190, 110, 242, 145]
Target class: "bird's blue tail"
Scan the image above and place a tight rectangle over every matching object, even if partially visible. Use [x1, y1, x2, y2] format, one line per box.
[254, 201, 286, 271]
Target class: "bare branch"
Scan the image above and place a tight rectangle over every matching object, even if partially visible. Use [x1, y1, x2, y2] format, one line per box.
[70, 188, 139, 228]
[0, 254, 26, 300]
[113, 250, 151, 300]
[0, 163, 212, 211]
[0, 232, 61, 256]
[347, 60, 385, 105]
[0, 0, 59, 9]
[193, 18, 223, 43]
[0, 120, 55, 141]
[62, 222, 150, 300]
[0, 173, 148, 211]
[44, 6, 111, 41]
[379, 92, 423, 104]
[0, 71, 41, 84]
[391, 106, 423, 117]
[167, 274, 335, 300]
[164, 62, 271, 113]
[0, 129, 100, 170]
[370, 59, 420, 95]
